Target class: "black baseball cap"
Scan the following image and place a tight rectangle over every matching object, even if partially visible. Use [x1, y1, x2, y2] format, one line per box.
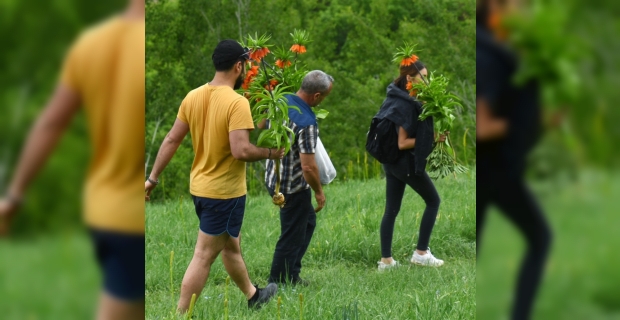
[212, 39, 251, 66]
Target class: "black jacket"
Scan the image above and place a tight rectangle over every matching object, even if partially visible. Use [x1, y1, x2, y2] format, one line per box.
[375, 83, 434, 175]
[477, 24, 542, 177]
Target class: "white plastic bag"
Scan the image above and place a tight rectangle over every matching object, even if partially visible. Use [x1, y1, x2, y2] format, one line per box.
[315, 137, 337, 185]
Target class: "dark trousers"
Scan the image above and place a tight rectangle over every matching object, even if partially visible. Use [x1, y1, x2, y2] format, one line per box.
[268, 188, 316, 283]
[477, 167, 552, 320]
[381, 154, 441, 257]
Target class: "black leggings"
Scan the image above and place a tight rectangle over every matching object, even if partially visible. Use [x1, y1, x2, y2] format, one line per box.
[478, 171, 552, 320]
[381, 155, 441, 257]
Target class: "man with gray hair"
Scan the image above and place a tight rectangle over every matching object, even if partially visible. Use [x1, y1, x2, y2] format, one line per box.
[261, 70, 334, 285]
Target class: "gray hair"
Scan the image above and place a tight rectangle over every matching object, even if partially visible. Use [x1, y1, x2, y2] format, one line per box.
[300, 70, 334, 95]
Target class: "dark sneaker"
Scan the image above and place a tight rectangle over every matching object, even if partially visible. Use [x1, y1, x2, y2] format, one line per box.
[248, 283, 278, 309]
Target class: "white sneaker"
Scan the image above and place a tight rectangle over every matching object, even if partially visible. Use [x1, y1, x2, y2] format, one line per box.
[410, 248, 444, 267]
[377, 260, 399, 271]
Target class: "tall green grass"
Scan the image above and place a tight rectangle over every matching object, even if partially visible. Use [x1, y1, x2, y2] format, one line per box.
[146, 174, 476, 319]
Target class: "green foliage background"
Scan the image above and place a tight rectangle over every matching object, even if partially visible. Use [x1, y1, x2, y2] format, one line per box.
[145, 0, 477, 200]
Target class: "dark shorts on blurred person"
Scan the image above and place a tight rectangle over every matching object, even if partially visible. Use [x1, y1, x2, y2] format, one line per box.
[90, 229, 145, 301]
[192, 195, 246, 238]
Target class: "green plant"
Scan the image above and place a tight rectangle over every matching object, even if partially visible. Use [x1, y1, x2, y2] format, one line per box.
[224, 276, 230, 320]
[250, 85, 298, 152]
[299, 293, 304, 320]
[290, 29, 311, 56]
[411, 72, 468, 179]
[502, 0, 584, 109]
[177, 195, 183, 216]
[347, 161, 354, 181]
[249, 84, 298, 207]
[239, 31, 329, 207]
[169, 251, 174, 303]
[392, 42, 421, 66]
[186, 293, 197, 320]
[363, 152, 369, 181]
[373, 158, 382, 179]
[462, 128, 470, 167]
[413, 72, 460, 135]
[338, 301, 359, 320]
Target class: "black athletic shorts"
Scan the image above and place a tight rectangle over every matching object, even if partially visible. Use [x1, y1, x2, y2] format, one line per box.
[192, 195, 246, 238]
[90, 229, 145, 301]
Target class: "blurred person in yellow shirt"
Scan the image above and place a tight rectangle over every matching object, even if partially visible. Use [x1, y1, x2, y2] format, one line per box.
[0, 0, 146, 319]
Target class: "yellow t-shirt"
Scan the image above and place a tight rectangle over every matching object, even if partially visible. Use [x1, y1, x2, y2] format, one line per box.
[60, 16, 145, 234]
[177, 84, 254, 199]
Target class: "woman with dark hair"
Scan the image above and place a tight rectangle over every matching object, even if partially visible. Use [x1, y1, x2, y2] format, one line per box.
[375, 61, 447, 271]
[477, 0, 552, 319]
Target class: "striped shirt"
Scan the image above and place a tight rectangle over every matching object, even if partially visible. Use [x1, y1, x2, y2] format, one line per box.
[265, 95, 318, 194]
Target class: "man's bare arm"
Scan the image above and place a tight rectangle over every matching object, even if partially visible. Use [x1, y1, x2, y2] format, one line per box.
[1, 83, 80, 234]
[300, 153, 325, 212]
[148, 119, 190, 181]
[6, 83, 81, 200]
[229, 129, 284, 162]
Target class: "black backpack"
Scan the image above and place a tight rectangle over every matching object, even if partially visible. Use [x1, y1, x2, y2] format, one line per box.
[365, 117, 401, 164]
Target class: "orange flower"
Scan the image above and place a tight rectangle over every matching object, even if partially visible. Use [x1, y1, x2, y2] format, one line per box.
[250, 47, 270, 62]
[290, 44, 307, 54]
[242, 80, 251, 90]
[249, 51, 258, 61]
[264, 79, 279, 91]
[247, 65, 259, 77]
[275, 59, 292, 68]
[406, 81, 418, 96]
[261, 47, 271, 57]
[242, 65, 260, 90]
[488, 12, 508, 41]
[488, 11, 501, 29]
[400, 55, 419, 66]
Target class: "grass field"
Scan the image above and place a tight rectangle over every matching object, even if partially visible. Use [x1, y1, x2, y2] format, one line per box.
[477, 170, 620, 320]
[0, 231, 100, 320]
[146, 173, 476, 319]
[5, 169, 620, 319]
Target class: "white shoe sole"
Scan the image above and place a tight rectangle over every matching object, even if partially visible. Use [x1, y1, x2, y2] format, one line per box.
[377, 262, 399, 272]
[410, 259, 444, 267]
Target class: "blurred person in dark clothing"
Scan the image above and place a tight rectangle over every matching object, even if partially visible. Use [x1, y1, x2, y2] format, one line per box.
[477, 0, 553, 319]
[0, 0, 145, 319]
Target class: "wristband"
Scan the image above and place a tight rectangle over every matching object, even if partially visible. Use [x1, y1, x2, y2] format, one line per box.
[147, 177, 159, 185]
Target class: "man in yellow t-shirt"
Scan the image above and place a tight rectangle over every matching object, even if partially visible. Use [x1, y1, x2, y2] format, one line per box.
[0, 1, 146, 319]
[145, 39, 284, 312]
